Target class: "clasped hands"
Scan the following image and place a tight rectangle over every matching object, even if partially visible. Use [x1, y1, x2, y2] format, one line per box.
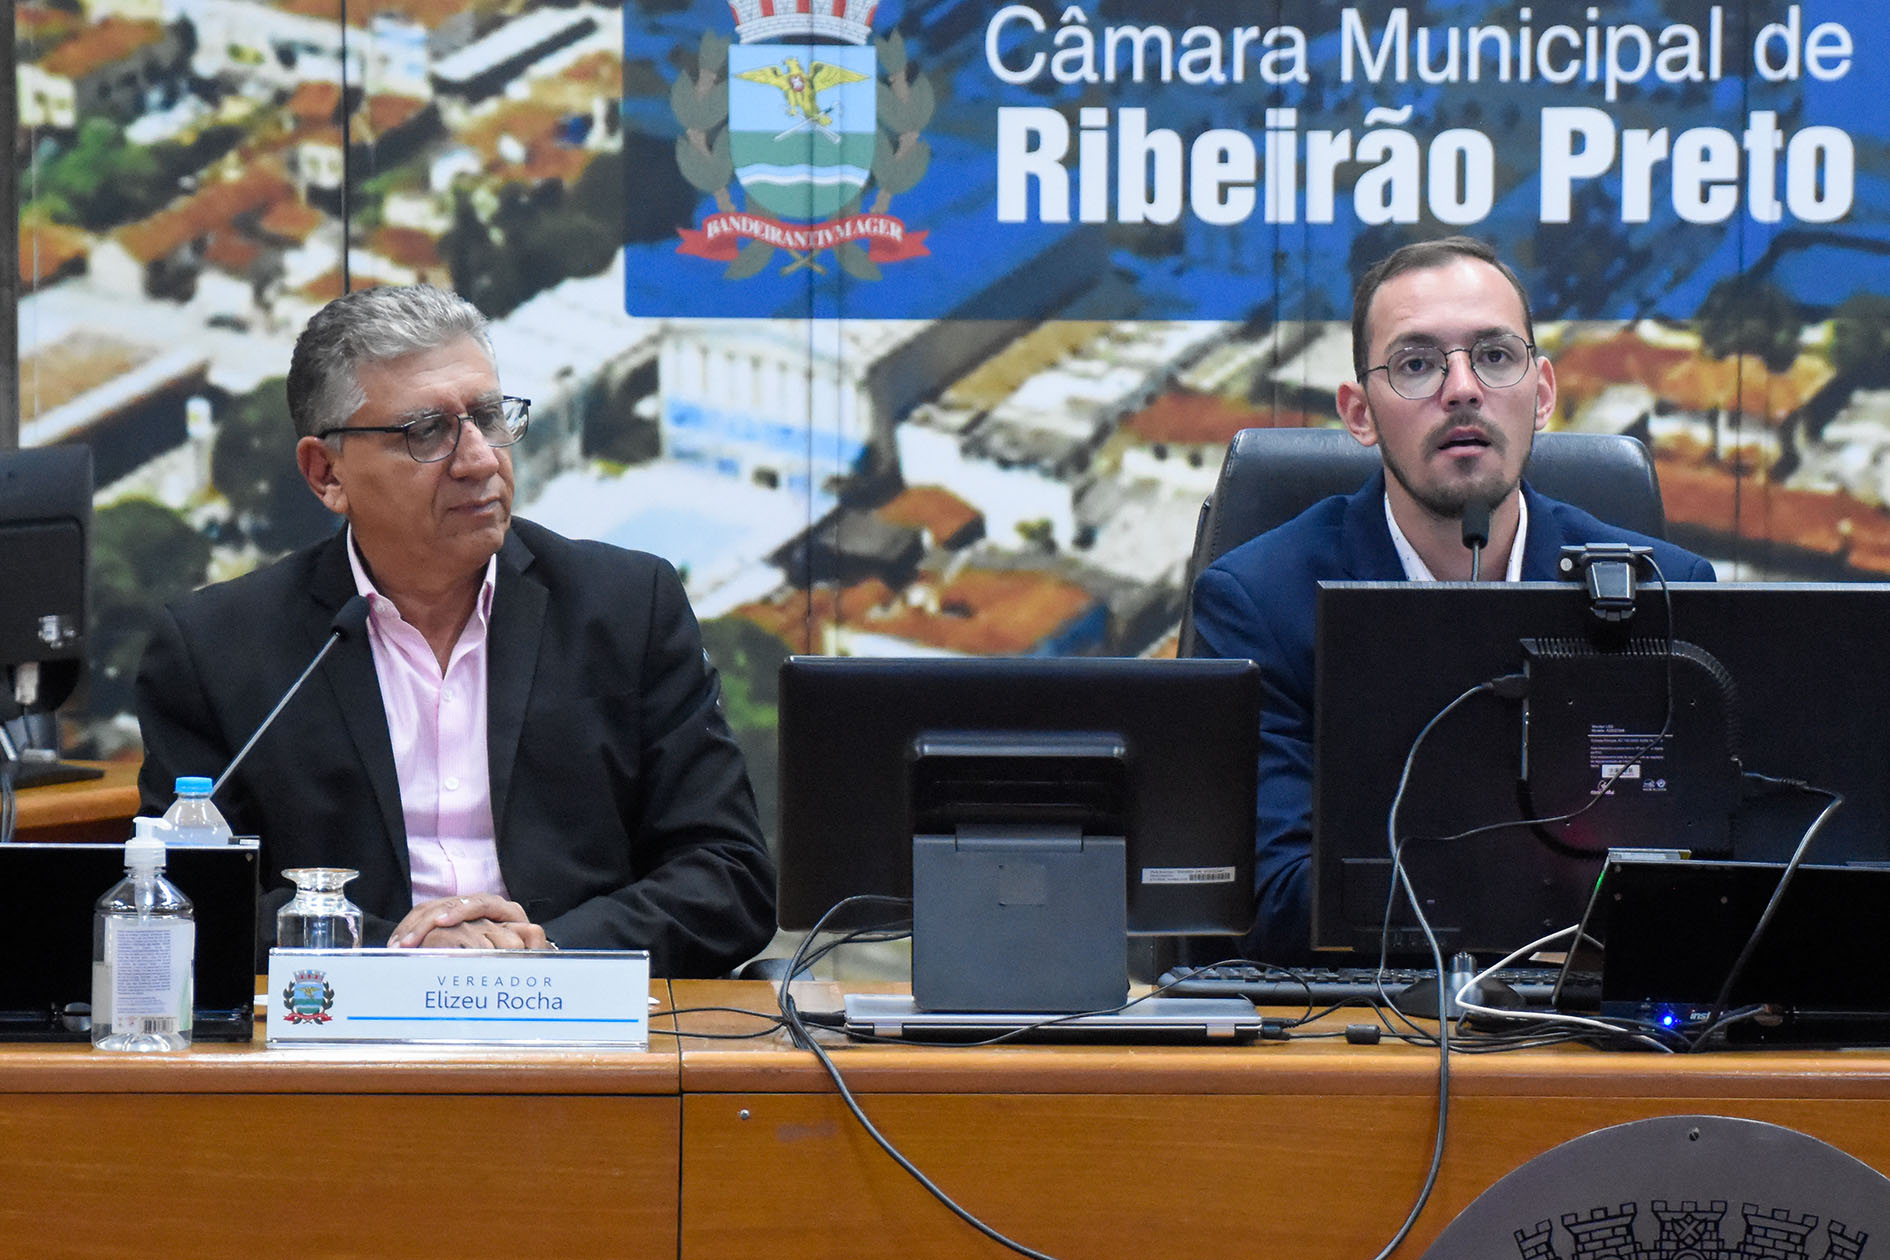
[386, 893, 555, 951]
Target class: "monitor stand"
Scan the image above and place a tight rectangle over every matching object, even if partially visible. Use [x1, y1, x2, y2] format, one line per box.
[842, 992, 1264, 1043]
[912, 826, 1133, 1013]
[888, 826, 1263, 1042]
[2, 718, 104, 790]
[8, 756, 105, 790]
[1395, 952, 1525, 1022]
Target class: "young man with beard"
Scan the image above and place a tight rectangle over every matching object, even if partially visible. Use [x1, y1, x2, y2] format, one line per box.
[1189, 236, 1716, 963]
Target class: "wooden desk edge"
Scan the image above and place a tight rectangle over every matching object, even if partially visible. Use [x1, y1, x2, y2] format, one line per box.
[666, 980, 1890, 1098]
[0, 981, 683, 1094]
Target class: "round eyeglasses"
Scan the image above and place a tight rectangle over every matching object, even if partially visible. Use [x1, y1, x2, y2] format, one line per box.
[316, 396, 532, 463]
[1362, 334, 1536, 400]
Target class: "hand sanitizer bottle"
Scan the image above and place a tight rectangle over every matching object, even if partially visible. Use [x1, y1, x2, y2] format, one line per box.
[92, 817, 196, 1051]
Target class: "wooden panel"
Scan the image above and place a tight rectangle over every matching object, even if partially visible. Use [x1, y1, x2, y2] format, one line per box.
[683, 1089, 1439, 1259]
[681, 1084, 1890, 1259]
[0, 983, 683, 1259]
[12, 979, 1890, 1259]
[0, 1092, 679, 1260]
[672, 981, 1890, 1259]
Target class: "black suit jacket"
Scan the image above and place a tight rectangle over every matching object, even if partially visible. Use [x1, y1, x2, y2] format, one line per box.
[134, 519, 777, 977]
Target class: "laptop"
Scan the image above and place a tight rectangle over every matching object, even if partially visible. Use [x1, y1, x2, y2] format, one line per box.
[0, 840, 261, 1041]
[841, 992, 1265, 1043]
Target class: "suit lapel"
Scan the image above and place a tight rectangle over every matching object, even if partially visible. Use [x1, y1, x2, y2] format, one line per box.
[485, 529, 546, 844]
[1343, 477, 1569, 580]
[1517, 483, 1567, 579]
[309, 531, 410, 875]
[1338, 470, 1406, 580]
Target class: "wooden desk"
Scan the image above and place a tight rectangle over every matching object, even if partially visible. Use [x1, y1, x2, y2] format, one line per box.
[11, 761, 141, 844]
[668, 981, 1890, 1259]
[14, 979, 1890, 1258]
[0, 982, 683, 1260]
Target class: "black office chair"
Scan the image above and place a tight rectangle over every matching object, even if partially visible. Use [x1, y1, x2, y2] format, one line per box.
[1175, 427, 1669, 655]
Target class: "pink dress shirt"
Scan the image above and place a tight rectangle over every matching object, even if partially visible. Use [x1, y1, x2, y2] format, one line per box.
[345, 528, 509, 907]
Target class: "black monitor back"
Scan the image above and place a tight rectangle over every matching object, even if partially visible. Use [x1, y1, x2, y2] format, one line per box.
[776, 655, 1259, 937]
[0, 446, 91, 718]
[1312, 581, 1890, 956]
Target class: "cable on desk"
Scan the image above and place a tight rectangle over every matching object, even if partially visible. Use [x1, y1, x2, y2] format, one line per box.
[776, 895, 1068, 1260]
[1355, 569, 1684, 1255]
[1175, 957, 1684, 1055]
[647, 910, 919, 1041]
[1688, 778, 1844, 1051]
[1364, 680, 1485, 1260]
[1452, 926, 1680, 1054]
[648, 1005, 789, 1041]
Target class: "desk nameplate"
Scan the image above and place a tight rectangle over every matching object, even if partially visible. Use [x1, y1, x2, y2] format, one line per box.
[265, 948, 651, 1047]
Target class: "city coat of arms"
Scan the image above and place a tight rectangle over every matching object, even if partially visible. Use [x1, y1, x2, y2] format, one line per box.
[671, 0, 932, 281]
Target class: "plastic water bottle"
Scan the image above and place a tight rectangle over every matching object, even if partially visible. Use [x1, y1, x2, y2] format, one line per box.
[92, 817, 195, 1052]
[162, 776, 233, 846]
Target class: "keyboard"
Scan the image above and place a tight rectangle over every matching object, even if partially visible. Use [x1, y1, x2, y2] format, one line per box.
[1157, 963, 1594, 1010]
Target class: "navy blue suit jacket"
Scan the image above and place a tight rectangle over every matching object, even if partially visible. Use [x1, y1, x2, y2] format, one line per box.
[1189, 470, 1717, 963]
[134, 519, 777, 976]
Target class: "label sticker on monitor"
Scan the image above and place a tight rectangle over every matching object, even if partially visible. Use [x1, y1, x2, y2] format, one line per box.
[1588, 726, 1667, 794]
[1141, 866, 1237, 885]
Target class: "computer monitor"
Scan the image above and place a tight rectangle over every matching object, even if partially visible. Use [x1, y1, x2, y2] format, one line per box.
[777, 656, 1259, 1014]
[1312, 580, 1890, 957]
[0, 446, 100, 791]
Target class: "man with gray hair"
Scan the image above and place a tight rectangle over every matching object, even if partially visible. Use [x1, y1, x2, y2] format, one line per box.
[136, 285, 776, 974]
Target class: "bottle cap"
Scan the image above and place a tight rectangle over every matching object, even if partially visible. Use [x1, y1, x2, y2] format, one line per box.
[127, 817, 172, 869]
[174, 776, 213, 795]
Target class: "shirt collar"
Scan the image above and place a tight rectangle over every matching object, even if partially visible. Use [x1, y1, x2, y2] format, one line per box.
[1384, 491, 1529, 582]
[344, 524, 497, 628]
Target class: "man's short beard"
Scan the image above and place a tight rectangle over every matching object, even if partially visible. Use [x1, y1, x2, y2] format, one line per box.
[1377, 418, 1531, 521]
[1383, 456, 1513, 518]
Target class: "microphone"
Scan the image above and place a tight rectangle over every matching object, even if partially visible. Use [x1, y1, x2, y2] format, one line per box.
[1460, 499, 1492, 580]
[210, 594, 369, 798]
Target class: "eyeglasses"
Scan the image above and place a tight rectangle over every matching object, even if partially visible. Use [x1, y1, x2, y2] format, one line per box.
[316, 396, 531, 463]
[1362, 334, 1536, 400]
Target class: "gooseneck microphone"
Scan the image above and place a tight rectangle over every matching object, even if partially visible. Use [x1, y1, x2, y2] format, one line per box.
[210, 594, 369, 798]
[1460, 499, 1492, 580]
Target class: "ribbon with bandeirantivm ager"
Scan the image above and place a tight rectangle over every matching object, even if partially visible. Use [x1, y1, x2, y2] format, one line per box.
[677, 211, 930, 262]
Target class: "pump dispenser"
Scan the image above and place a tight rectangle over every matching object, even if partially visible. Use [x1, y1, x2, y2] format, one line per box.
[91, 817, 195, 1051]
